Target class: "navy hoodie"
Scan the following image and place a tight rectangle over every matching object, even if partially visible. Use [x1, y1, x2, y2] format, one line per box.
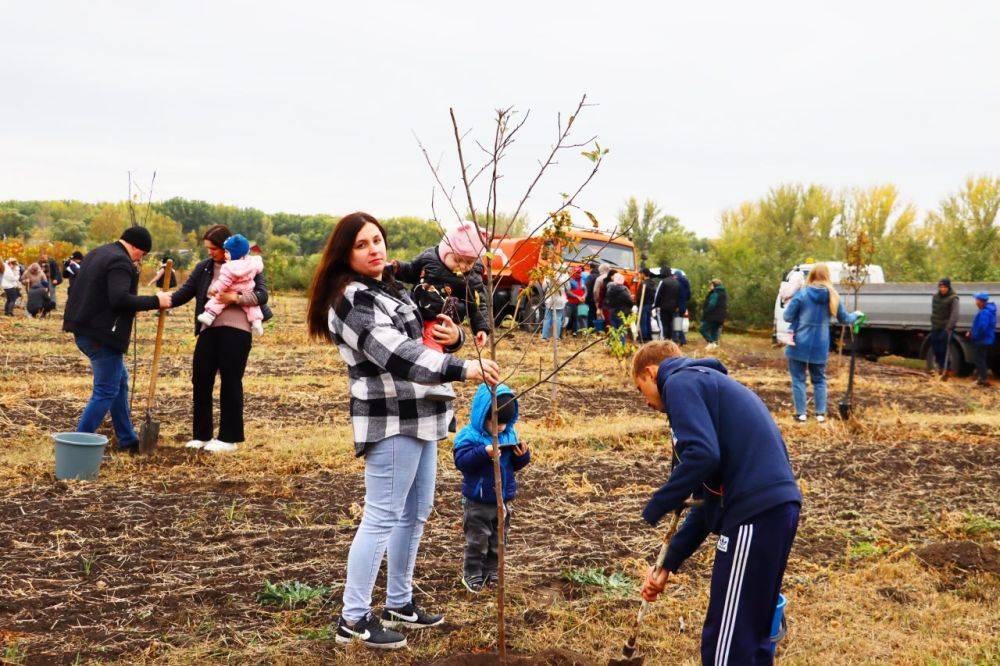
[643, 357, 802, 572]
[453, 383, 531, 504]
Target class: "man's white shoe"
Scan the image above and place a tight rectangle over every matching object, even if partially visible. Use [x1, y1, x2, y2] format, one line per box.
[816, 415, 827, 423]
[706, 342, 718, 350]
[184, 439, 206, 449]
[204, 440, 238, 453]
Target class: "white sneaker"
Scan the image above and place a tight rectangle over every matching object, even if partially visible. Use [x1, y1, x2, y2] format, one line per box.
[204, 439, 238, 453]
[197, 311, 216, 327]
[795, 414, 807, 422]
[251, 320, 264, 336]
[816, 415, 827, 423]
[706, 342, 718, 350]
[184, 439, 206, 449]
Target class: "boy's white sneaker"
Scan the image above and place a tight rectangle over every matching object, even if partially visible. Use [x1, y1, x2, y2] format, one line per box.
[197, 311, 216, 327]
[204, 439, 238, 453]
[816, 414, 827, 423]
[184, 439, 206, 449]
[795, 414, 807, 423]
[251, 320, 264, 336]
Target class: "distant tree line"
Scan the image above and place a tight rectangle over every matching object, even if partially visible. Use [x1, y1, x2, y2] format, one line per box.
[3, 175, 997, 325]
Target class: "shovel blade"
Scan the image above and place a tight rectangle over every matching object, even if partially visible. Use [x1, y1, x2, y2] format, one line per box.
[139, 416, 160, 454]
[838, 400, 851, 420]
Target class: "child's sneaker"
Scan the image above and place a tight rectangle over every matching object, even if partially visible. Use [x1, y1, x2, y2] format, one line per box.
[485, 570, 499, 587]
[335, 613, 406, 650]
[462, 574, 485, 594]
[251, 320, 264, 336]
[197, 311, 216, 327]
[795, 414, 807, 423]
[816, 414, 826, 423]
[381, 601, 444, 629]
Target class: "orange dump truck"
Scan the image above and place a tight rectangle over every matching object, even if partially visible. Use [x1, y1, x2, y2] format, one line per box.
[484, 229, 641, 325]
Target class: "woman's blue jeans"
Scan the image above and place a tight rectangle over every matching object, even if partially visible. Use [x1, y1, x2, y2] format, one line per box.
[74, 334, 139, 450]
[541, 307, 564, 340]
[788, 358, 827, 416]
[342, 435, 437, 622]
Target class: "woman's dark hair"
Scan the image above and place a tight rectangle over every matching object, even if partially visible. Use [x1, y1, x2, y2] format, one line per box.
[307, 212, 390, 342]
[202, 224, 232, 249]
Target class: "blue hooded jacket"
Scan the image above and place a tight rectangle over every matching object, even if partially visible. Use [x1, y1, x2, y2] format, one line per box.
[643, 357, 802, 573]
[453, 383, 530, 504]
[783, 286, 858, 365]
[971, 299, 996, 346]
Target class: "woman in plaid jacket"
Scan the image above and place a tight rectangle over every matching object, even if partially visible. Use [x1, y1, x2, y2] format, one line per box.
[307, 212, 500, 650]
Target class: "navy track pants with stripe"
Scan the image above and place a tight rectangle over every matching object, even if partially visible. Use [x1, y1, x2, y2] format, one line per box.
[702, 501, 800, 666]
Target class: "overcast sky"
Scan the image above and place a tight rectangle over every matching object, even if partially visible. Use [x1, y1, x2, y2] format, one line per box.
[2, 1, 998, 237]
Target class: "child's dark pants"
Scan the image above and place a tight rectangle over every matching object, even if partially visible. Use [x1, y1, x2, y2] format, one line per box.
[463, 499, 510, 580]
[701, 501, 799, 666]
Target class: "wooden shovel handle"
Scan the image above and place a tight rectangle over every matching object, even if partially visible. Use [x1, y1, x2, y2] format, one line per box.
[146, 260, 172, 410]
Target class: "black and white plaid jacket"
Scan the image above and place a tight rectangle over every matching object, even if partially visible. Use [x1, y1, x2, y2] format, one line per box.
[329, 276, 469, 456]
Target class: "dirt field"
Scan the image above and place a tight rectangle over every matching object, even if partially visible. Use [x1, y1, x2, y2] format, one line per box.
[0, 293, 997, 665]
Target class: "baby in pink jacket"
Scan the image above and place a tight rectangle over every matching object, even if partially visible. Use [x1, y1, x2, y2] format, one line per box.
[197, 234, 265, 335]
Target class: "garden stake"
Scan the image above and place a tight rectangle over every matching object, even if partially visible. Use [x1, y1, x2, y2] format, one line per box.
[610, 502, 691, 666]
[139, 260, 171, 454]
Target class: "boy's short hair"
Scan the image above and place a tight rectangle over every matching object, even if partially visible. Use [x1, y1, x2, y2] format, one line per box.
[631, 340, 683, 378]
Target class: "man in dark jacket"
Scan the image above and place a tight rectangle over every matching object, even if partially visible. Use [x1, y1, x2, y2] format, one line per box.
[637, 269, 658, 342]
[700, 279, 728, 349]
[584, 261, 600, 329]
[929, 278, 960, 372]
[673, 269, 692, 346]
[63, 227, 170, 452]
[632, 340, 801, 665]
[38, 250, 62, 307]
[654, 265, 680, 341]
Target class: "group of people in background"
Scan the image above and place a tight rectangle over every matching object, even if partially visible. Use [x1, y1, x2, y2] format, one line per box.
[0, 250, 77, 318]
[931, 278, 995, 387]
[538, 259, 729, 347]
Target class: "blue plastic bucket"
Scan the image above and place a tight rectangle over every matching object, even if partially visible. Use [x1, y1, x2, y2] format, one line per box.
[53, 432, 108, 481]
[769, 593, 787, 655]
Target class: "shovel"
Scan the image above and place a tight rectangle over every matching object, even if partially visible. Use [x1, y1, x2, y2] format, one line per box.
[837, 313, 866, 420]
[139, 260, 171, 454]
[610, 503, 692, 666]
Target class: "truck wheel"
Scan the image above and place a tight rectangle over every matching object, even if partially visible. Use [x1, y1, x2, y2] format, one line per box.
[923, 340, 971, 376]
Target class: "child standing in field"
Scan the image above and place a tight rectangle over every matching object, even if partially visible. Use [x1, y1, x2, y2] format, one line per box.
[196, 234, 265, 336]
[453, 383, 530, 593]
[631, 340, 802, 665]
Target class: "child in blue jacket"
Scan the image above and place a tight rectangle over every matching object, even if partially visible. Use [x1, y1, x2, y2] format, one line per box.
[453, 383, 530, 593]
[631, 340, 802, 665]
[968, 292, 996, 386]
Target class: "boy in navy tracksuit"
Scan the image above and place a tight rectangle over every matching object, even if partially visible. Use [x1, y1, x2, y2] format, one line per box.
[453, 383, 531, 593]
[632, 341, 802, 665]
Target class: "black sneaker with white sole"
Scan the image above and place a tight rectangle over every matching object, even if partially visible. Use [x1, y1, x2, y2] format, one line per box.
[462, 574, 485, 594]
[485, 570, 499, 587]
[381, 601, 445, 629]
[335, 612, 407, 650]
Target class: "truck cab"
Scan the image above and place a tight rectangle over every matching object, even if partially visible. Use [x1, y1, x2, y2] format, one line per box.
[774, 261, 885, 343]
[487, 229, 640, 326]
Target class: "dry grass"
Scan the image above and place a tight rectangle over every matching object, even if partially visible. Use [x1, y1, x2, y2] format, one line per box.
[0, 294, 997, 665]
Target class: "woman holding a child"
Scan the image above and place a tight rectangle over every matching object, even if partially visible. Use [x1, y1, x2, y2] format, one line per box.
[307, 212, 500, 651]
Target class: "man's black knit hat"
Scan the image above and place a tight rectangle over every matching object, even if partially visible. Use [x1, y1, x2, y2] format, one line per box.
[120, 226, 152, 253]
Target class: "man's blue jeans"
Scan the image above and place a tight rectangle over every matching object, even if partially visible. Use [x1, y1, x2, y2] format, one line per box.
[74, 335, 139, 450]
[788, 357, 827, 416]
[541, 307, 564, 340]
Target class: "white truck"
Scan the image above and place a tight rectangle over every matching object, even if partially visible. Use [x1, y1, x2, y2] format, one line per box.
[774, 261, 1000, 376]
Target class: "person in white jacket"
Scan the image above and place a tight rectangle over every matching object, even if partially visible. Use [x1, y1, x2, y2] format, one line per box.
[1, 257, 21, 316]
[541, 269, 569, 341]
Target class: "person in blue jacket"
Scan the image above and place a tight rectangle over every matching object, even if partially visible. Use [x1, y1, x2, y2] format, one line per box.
[453, 383, 531, 593]
[673, 268, 692, 346]
[631, 340, 802, 666]
[967, 292, 996, 386]
[782, 263, 861, 422]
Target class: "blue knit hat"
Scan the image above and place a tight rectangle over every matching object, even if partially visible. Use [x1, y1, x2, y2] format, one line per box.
[223, 234, 251, 260]
[974, 292, 990, 301]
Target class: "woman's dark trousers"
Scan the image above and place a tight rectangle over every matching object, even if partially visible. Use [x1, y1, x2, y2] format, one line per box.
[192, 326, 252, 443]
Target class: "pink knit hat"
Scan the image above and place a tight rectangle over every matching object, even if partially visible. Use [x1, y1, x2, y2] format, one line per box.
[439, 222, 487, 259]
